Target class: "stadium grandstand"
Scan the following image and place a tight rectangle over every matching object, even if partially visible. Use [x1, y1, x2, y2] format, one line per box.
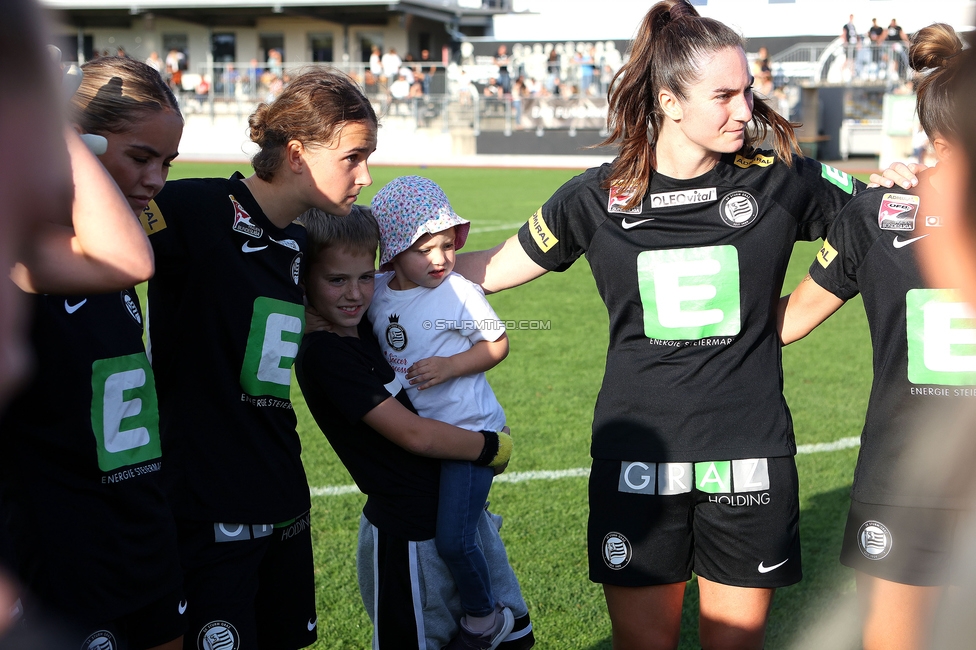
[40, 0, 976, 163]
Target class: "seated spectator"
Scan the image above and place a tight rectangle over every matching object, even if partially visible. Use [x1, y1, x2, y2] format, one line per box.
[483, 77, 502, 99]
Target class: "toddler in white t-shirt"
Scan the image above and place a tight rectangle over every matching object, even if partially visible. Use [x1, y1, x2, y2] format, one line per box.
[369, 176, 514, 650]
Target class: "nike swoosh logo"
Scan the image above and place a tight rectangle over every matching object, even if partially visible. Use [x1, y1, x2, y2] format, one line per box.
[64, 299, 88, 314]
[178, 600, 188, 615]
[620, 217, 655, 230]
[242, 241, 268, 253]
[758, 559, 789, 574]
[893, 234, 928, 248]
[307, 617, 317, 631]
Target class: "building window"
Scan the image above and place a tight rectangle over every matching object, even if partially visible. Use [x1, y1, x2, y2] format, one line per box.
[309, 33, 334, 62]
[212, 32, 236, 63]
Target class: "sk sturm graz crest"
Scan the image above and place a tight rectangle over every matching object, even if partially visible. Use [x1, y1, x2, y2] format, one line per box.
[386, 314, 408, 352]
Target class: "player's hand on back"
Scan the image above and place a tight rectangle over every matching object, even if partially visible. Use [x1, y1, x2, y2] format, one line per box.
[868, 161, 926, 189]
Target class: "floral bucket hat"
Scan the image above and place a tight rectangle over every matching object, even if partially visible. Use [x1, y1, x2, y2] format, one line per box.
[371, 175, 470, 270]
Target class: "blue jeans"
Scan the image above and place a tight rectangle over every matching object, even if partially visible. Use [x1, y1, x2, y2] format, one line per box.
[435, 460, 495, 617]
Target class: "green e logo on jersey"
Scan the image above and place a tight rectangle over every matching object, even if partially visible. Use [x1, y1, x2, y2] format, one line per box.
[906, 289, 976, 385]
[90, 353, 161, 472]
[240, 297, 305, 399]
[821, 163, 855, 194]
[637, 246, 741, 340]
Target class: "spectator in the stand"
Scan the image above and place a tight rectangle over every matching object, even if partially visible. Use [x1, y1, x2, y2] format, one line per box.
[577, 45, 595, 96]
[756, 68, 774, 99]
[389, 72, 411, 114]
[887, 19, 911, 44]
[495, 44, 512, 94]
[398, 56, 415, 86]
[842, 15, 861, 77]
[843, 14, 860, 47]
[752, 46, 770, 78]
[223, 63, 241, 98]
[545, 48, 560, 94]
[267, 48, 283, 76]
[456, 67, 473, 106]
[512, 76, 527, 126]
[165, 48, 184, 74]
[369, 45, 382, 77]
[869, 18, 885, 44]
[419, 48, 435, 95]
[363, 69, 379, 96]
[408, 78, 423, 100]
[483, 77, 503, 100]
[381, 47, 402, 83]
[145, 51, 163, 74]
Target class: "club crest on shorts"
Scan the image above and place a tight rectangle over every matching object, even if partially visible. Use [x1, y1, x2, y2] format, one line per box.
[857, 520, 892, 560]
[602, 532, 632, 570]
[718, 191, 759, 227]
[386, 314, 408, 351]
[607, 185, 642, 215]
[82, 630, 117, 650]
[198, 620, 240, 650]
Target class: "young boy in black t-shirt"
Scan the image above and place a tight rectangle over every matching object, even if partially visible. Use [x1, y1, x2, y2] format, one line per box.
[294, 208, 534, 650]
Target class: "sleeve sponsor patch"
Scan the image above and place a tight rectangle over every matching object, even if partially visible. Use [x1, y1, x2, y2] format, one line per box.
[139, 199, 167, 235]
[878, 193, 919, 231]
[820, 163, 855, 194]
[817, 239, 838, 268]
[733, 153, 774, 168]
[527, 208, 558, 253]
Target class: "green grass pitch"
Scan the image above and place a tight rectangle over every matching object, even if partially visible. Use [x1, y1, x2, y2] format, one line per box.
[168, 161, 874, 648]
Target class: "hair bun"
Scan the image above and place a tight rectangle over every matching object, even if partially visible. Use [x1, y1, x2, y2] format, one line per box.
[910, 23, 963, 72]
[247, 103, 271, 144]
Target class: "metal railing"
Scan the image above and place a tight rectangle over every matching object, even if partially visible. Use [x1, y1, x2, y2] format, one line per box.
[170, 60, 614, 134]
[771, 39, 912, 85]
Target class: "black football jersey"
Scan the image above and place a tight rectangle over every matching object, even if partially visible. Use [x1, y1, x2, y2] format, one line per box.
[296, 324, 442, 541]
[144, 173, 310, 523]
[0, 289, 180, 621]
[517, 151, 865, 462]
[809, 176, 976, 508]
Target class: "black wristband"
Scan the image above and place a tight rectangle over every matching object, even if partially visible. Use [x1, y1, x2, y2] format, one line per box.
[473, 430, 500, 466]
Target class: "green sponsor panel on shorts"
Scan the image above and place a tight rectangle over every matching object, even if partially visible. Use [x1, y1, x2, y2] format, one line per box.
[820, 163, 855, 194]
[906, 288, 976, 385]
[240, 297, 306, 399]
[90, 353, 161, 472]
[695, 461, 731, 494]
[637, 245, 741, 340]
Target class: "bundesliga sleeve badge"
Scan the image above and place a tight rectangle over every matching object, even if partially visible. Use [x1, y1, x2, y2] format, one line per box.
[878, 193, 919, 231]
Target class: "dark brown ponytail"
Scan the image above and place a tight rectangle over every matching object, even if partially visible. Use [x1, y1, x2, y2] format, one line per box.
[600, 0, 799, 208]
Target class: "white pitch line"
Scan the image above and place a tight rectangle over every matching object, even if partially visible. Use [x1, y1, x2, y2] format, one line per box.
[309, 437, 861, 497]
[468, 222, 526, 234]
